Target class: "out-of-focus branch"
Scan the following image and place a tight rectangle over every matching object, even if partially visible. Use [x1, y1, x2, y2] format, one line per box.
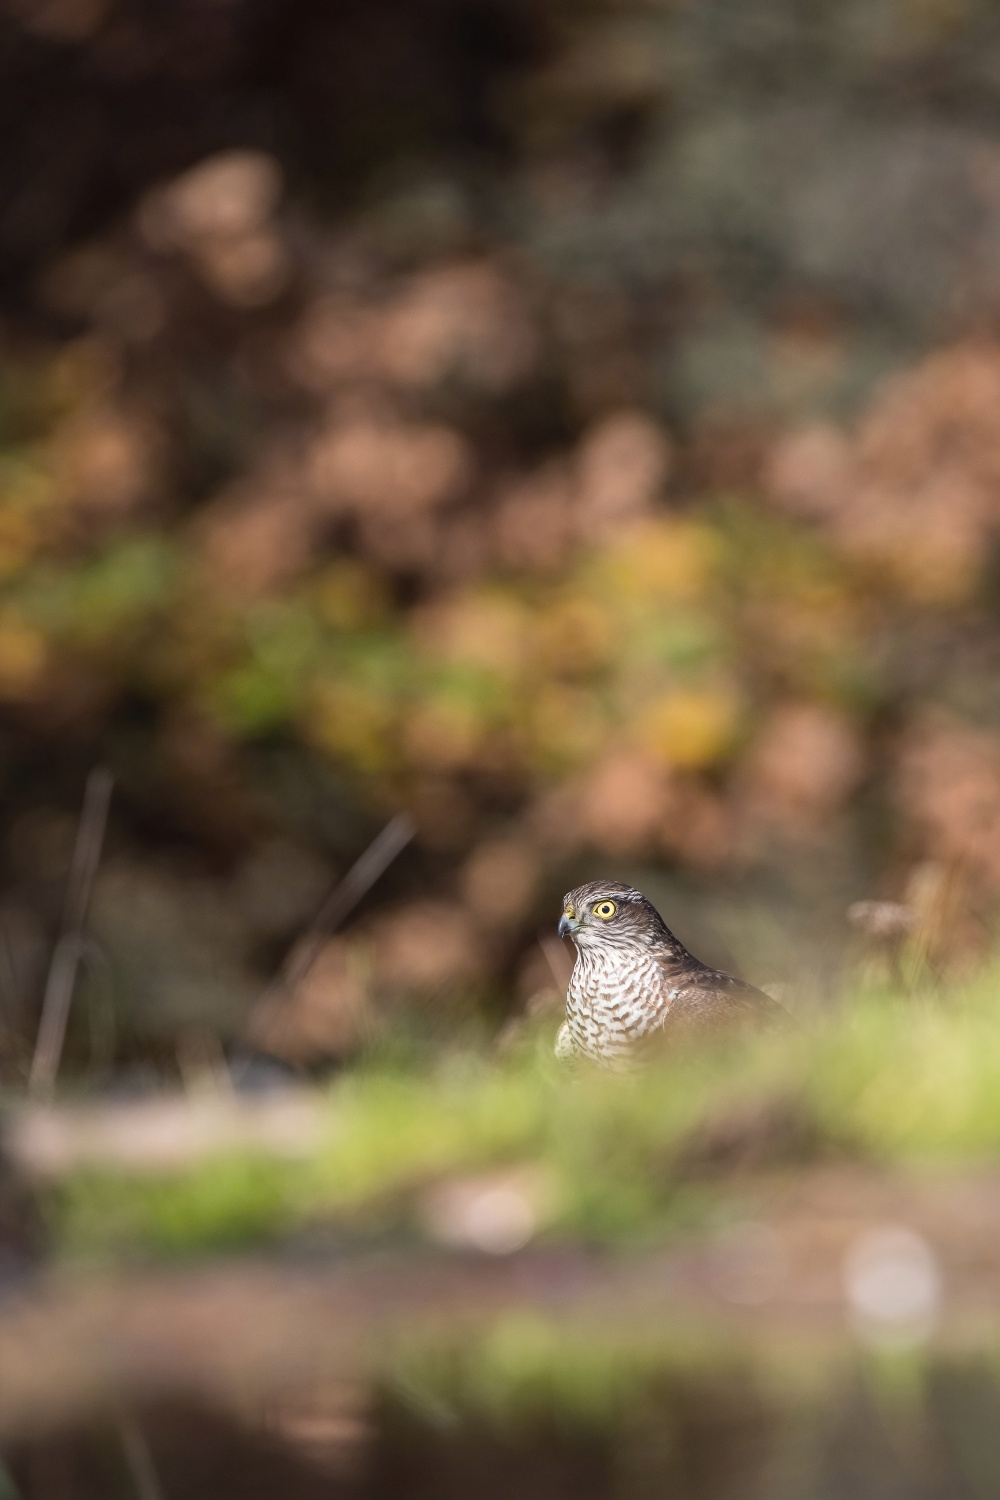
[28, 768, 114, 1100]
[248, 812, 415, 1051]
[7, 1089, 324, 1178]
[117, 1413, 165, 1500]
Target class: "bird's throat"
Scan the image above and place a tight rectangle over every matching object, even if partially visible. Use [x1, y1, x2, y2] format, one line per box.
[565, 943, 669, 1062]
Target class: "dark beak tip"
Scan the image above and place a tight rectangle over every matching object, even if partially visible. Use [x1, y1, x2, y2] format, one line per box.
[557, 914, 572, 939]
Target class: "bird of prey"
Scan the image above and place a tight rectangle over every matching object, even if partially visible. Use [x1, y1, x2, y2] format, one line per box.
[555, 880, 784, 1065]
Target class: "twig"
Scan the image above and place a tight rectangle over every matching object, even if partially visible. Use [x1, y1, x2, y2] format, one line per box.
[118, 1412, 165, 1500]
[248, 812, 415, 1047]
[28, 768, 114, 1099]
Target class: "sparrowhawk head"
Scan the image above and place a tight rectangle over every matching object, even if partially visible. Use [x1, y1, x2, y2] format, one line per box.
[558, 880, 670, 953]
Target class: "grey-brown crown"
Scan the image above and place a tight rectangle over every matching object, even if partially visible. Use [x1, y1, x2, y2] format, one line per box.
[561, 880, 687, 953]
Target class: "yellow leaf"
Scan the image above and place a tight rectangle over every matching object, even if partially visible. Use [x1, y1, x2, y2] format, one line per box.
[0, 617, 48, 699]
[636, 688, 739, 768]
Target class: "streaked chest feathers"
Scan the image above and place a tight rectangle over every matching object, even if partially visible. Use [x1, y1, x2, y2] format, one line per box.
[566, 943, 672, 1062]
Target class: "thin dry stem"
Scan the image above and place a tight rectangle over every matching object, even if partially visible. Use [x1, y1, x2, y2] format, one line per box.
[28, 768, 114, 1099]
[248, 812, 415, 1049]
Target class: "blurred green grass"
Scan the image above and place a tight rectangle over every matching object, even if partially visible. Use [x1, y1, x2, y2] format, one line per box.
[44, 958, 1000, 1261]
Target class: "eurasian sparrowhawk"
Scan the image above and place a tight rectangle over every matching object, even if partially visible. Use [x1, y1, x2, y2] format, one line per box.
[556, 880, 784, 1064]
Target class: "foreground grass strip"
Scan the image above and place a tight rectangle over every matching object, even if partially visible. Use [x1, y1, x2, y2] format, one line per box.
[11, 965, 1000, 1259]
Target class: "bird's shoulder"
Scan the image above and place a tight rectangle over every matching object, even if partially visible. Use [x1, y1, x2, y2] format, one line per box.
[653, 952, 786, 1033]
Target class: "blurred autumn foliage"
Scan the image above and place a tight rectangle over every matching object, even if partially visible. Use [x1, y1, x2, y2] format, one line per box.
[3, 0, 1000, 1074]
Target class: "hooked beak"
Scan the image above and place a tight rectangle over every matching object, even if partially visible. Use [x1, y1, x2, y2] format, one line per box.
[558, 910, 579, 940]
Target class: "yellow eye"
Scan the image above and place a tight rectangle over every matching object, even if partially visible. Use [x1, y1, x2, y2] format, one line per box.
[593, 900, 617, 919]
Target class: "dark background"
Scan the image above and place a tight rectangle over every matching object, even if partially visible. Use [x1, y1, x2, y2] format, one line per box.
[2, 0, 1000, 1077]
